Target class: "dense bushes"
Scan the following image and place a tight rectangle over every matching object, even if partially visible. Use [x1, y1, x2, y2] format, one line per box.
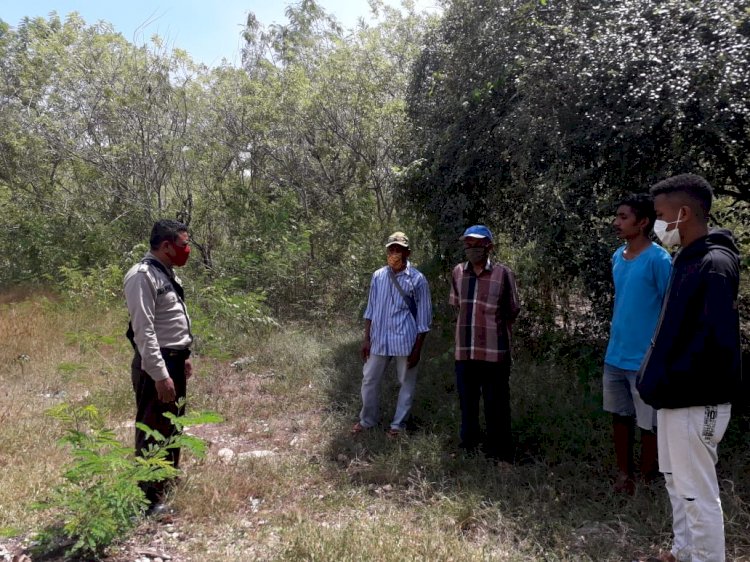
[403, 0, 750, 338]
[1, 1, 748, 343]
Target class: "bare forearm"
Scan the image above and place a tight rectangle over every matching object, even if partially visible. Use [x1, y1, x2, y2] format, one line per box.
[363, 319, 372, 342]
[360, 319, 373, 362]
[412, 332, 427, 353]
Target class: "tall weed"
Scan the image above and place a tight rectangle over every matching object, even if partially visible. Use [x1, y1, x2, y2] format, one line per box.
[34, 403, 222, 559]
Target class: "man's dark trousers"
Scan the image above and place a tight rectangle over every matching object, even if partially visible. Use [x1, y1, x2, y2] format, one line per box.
[131, 349, 188, 503]
[456, 358, 512, 462]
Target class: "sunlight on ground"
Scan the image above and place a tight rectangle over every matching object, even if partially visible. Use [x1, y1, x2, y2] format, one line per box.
[1, 292, 748, 561]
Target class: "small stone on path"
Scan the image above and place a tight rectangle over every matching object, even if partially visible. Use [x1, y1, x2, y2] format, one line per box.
[218, 447, 235, 463]
[238, 450, 276, 459]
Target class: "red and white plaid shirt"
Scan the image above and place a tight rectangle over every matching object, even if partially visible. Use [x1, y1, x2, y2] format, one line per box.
[449, 259, 520, 362]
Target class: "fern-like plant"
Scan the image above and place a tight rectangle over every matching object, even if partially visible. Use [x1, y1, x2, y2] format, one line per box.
[34, 402, 222, 558]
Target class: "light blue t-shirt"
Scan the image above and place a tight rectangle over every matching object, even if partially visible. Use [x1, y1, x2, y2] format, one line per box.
[604, 242, 672, 371]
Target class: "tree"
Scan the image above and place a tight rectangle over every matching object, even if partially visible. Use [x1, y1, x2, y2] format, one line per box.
[233, 0, 431, 313]
[0, 13, 223, 281]
[0, 4, 432, 321]
[404, 0, 750, 332]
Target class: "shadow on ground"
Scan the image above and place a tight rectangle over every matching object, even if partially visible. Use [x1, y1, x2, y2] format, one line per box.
[322, 323, 750, 561]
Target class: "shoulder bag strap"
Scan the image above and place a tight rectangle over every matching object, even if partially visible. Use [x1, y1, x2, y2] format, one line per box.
[387, 267, 417, 321]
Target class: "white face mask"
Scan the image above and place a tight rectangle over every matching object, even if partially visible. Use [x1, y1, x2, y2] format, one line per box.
[653, 210, 683, 247]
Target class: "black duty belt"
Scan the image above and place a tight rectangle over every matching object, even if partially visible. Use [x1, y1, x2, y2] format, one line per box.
[160, 347, 191, 360]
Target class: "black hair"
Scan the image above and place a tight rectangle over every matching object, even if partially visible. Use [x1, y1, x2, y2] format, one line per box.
[149, 219, 188, 250]
[649, 173, 713, 221]
[617, 193, 657, 234]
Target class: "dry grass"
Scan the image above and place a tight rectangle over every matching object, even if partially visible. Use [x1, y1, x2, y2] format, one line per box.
[0, 296, 131, 532]
[1, 291, 749, 561]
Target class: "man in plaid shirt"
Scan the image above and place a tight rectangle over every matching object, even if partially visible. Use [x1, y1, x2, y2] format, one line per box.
[450, 225, 520, 463]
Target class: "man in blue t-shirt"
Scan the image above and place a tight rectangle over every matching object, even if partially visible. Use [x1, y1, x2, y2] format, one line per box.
[604, 193, 672, 494]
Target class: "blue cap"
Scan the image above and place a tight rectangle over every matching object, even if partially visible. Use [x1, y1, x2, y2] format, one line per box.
[460, 225, 493, 242]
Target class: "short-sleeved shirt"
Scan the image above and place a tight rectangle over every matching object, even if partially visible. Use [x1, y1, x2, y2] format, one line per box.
[605, 242, 672, 371]
[449, 260, 520, 362]
[364, 263, 432, 357]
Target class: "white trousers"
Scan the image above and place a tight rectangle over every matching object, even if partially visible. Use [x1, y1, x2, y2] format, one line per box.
[359, 354, 418, 430]
[658, 404, 731, 562]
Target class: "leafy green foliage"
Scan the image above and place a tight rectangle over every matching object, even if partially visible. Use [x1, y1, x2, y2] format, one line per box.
[0, 5, 431, 320]
[404, 0, 750, 336]
[4, 2, 744, 341]
[188, 279, 278, 357]
[229, 0, 434, 316]
[195, 282, 276, 329]
[35, 403, 222, 558]
[58, 264, 124, 308]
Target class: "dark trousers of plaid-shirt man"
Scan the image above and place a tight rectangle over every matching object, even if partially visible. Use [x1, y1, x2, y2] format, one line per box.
[450, 260, 520, 461]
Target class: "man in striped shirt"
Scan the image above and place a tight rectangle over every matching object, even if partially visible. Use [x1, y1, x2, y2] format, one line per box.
[450, 225, 520, 462]
[353, 231, 432, 437]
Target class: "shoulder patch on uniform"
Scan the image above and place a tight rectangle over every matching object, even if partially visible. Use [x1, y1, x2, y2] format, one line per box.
[136, 262, 150, 273]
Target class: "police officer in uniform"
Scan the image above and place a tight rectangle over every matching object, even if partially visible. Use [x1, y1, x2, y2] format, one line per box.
[124, 219, 193, 514]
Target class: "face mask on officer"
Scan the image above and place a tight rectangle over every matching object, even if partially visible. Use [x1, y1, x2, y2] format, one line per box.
[169, 241, 191, 267]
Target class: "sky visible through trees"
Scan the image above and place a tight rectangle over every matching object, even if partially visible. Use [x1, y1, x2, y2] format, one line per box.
[0, 0, 747, 336]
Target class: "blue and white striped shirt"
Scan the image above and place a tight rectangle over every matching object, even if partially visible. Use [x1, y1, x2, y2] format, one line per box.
[364, 262, 432, 357]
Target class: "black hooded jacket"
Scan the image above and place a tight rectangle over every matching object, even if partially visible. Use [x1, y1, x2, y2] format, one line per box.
[637, 229, 742, 410]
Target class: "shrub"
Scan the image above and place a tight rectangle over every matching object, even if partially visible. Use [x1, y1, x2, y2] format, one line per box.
[34, 403, 222, 559]
[58, 264, 124, 309]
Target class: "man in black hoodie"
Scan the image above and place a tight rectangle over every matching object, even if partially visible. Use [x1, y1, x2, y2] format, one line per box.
[637, 174, 741, 562]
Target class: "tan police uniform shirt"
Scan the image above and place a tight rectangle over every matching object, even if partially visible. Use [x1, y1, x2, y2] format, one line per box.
[123, 252, 193, 381]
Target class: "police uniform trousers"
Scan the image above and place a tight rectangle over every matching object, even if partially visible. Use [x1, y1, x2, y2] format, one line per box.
[131, 348, 188, 502]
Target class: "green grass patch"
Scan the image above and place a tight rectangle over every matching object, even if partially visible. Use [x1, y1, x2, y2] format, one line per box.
[55, 361, 86, 374]
[3, 291, 749, 561]
[0, 527, 20, 538]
